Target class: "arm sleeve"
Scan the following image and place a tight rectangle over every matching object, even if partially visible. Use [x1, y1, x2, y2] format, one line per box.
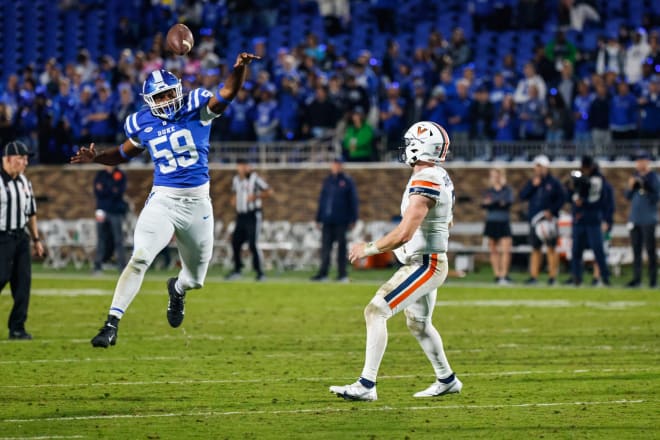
[195, 88, 221, 123]
[408, 169, 443, 203]
[123, 112, 143, 146]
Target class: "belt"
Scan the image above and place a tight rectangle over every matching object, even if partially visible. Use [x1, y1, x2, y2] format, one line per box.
[0, 229, 25, 237]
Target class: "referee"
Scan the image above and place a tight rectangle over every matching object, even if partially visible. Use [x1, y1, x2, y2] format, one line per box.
[226, 160, 273, 281]
[1, 141, 44, 340]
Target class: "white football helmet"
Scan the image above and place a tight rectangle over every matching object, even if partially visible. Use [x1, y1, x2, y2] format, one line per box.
[400, 121, 450, 166]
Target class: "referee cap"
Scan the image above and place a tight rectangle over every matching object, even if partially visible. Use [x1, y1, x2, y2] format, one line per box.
[3, 140, 33, 157]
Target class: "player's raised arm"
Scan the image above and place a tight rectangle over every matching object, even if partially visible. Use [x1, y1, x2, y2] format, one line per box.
[70, 139, 143, 165]
[208, 52, 260, 114]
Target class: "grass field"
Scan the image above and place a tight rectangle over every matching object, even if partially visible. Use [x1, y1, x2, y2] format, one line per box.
[0, 266, 658, 439]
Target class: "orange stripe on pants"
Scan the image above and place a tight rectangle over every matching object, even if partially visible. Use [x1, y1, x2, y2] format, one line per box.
[389, 254, 438, 309]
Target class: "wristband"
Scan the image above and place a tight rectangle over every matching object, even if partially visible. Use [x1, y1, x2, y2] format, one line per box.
[363, 241, 381, 257]
[118, 144, 129, 160]
[33, 237, 41, 243]
[215, 88, 233, 105]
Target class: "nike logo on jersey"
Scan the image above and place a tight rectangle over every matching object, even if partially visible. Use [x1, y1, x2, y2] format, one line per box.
[203, 215, 210, 220]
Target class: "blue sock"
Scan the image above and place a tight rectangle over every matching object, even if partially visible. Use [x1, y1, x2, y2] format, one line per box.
[438, 373, 455, 384]
[359, 377, 376, 389]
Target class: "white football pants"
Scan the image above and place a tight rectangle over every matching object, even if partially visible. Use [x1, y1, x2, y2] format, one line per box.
[360, 253, 454, 382]
[108, 192, 214, 318]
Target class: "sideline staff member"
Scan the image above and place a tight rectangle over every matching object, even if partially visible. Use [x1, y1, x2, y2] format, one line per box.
[0, 141, 44, 340]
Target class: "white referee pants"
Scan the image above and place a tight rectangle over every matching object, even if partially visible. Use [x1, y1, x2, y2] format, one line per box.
[109, 192, 214, 318]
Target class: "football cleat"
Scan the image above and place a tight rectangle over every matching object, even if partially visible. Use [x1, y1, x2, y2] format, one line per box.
[91, 321, 118, 348]
[329, 381, 378, 401]
[413, 375, 463, 398]
[167, 277, 186, 328]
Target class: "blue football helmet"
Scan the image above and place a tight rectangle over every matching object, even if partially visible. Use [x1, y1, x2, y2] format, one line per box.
[142, 69, 183, 119]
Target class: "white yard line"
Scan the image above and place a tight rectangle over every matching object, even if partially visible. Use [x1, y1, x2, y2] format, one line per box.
[0, 367, 656, 389]
[0, 356, 181, 365]
[1, 399, 648, 424]
[28, 289, 655, 310]
[436, 299, 650, 310]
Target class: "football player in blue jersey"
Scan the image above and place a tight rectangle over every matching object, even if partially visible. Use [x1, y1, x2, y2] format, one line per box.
[72, 52, 259, 348]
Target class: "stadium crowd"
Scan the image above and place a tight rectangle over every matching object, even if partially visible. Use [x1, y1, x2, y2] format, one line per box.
[0, 0, 659, 163]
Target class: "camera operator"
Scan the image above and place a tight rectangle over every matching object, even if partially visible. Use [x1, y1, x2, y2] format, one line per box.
[565, 156, 611, 286]
[624, 151, 659, 288]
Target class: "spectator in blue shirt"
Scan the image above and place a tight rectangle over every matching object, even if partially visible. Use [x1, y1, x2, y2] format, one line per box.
[518, 84, 546, 140]
[572, 80, 593, 148]
[519, 155, 566, 285]
[624, 151, 659, 287]
[254, 84, 279, 142]
[638, 78, 660, 139]
[435, 68, 457, 99]
[447, 79, 472, 145]
[87, 83, 115, 143]
[225, 86, 256, 141]
[493, 94, 518, 142]
[77, 86, 95, 144]
[489, 72, 514, 112]
[380, 83, 406, 149]
[610, 81, 638, 139]
[278, 76, 302, 140]
[424, 86, 448, 127]
[312, 158, 359, 282]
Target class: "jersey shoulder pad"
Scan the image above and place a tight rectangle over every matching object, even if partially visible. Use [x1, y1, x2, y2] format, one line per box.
[409, 168, 444, 199]
[183, 88, 214, 114]
[123, 107, 152, 139]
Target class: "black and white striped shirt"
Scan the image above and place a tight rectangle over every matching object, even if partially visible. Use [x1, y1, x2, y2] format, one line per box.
[232, 172, 269, 214]
[0, 170, 36, 232]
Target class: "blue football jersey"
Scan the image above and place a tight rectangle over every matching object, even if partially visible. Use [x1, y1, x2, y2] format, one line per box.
[124, 88, 219, 188]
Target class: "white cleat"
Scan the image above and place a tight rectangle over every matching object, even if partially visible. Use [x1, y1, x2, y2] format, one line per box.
[329, 381, 378, 401]
[413, 376, 463, 398]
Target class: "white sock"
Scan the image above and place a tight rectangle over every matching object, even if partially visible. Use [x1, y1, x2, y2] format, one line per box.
[360, 300, 390, 383]
[413, 321, 453, 379]
[174, 279, 186, 296]
[108, 259, 148, 319]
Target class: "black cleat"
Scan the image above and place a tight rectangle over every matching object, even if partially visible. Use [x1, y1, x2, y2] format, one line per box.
[167, 277, 185, 328]
[9, 329, 32, 340]
[91, 320, 118, 348]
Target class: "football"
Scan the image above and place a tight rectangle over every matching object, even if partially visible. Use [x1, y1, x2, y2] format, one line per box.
[166, 23, 194, 56]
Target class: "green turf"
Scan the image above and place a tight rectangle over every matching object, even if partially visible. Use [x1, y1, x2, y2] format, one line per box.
[0, 268, 658, 439]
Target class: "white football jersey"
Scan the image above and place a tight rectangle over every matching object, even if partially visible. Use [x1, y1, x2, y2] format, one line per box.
[394, 166, 454, 263]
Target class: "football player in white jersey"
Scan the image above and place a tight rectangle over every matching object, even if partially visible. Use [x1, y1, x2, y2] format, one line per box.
[71, 52, 258, 348]
[329, 121, 462, 401]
